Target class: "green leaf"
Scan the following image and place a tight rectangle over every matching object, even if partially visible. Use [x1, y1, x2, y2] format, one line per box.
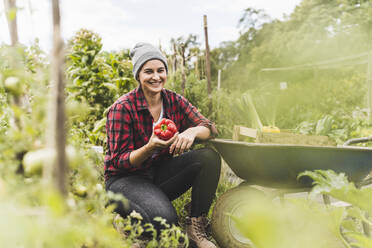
[102, 82, 118, 92]
[92, 117, 106, 134]
[299, 170, 372, 215]
[347, 207, 372, 226]
[341, 219, 360, 233]
[315, 115, 334, 135]
[234, 91, 263, 130]
[348, 233, 372, 248]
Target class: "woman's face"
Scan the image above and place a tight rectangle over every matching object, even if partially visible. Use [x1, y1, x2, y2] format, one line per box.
[138, 59, 167, 95]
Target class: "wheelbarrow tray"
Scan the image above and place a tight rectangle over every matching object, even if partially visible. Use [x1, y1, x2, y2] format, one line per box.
[210, 138, 372, 188]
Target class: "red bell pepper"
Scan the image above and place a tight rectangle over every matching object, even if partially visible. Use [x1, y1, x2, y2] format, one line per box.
[154, 118, 178, 140]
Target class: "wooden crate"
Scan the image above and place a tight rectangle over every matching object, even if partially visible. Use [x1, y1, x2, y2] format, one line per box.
[232, 125, 335, 146]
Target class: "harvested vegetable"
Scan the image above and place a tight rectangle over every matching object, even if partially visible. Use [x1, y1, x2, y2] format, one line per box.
[154, 118, 178, 140]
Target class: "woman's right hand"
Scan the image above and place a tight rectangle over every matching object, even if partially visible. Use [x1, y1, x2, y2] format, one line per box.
[146, 131, 179, 153]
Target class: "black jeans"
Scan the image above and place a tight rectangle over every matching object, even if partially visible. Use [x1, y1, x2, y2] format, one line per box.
[106, 148, 221, 230]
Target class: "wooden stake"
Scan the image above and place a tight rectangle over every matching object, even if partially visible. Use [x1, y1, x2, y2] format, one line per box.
[194, 59, 199, 79]
[173, 42, 178, 72]
[217, 69, 221, 90]
[203, 15, 212, 97]
[199, 56, 205, 79]
[368, 52, 372, 123]
[180, 44, 187, 95]
[45, 0, 67, 195]
[4, 0, 19, 45]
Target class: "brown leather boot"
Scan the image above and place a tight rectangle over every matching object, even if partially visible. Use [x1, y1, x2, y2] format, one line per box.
[184, 203, 209, 229]
[185, 216, 216, 248]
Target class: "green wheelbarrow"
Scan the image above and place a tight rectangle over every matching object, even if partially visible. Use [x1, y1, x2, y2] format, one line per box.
[209, 137, 372, 248]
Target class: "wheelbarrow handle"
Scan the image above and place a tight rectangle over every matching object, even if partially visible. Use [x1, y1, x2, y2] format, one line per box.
[343, 135, 372, 146]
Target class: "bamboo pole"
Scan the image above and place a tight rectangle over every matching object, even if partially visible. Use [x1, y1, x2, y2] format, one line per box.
[45, 0, 67, 195]
[201, 56, 205, 79]
[367, 53, 372, 124]
[173, 42, 178, 73]
[180, 44, 186, 95]
[194, 58, 199, 79]
[217, 69, 221, 90]
[203, 15, 212, 97]
[4, 0, 19, 45]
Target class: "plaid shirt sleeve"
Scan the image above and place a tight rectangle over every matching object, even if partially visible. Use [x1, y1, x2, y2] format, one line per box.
[106, 102, 136, 171]
[177, 95, 218, 138]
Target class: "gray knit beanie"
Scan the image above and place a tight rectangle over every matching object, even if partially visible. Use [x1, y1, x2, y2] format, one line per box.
[130, 42, 168, 81]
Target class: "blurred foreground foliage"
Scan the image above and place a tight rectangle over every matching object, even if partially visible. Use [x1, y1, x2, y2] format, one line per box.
[232, 170, 372, 248]
[0, 42, 187, 247]
[0, 0, 372, 247]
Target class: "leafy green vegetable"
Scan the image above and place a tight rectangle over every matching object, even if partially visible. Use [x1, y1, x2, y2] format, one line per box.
[315, 115, 334, 135]
[299, 170, 372, 215]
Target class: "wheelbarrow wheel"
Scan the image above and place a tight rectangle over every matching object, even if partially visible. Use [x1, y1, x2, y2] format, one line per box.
[211, 184, 262, 248]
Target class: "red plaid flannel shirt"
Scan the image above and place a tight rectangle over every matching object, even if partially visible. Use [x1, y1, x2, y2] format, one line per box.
[104, 86, 217, 180]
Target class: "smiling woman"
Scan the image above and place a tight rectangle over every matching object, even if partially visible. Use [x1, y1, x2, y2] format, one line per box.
[104, 42, 221, 248]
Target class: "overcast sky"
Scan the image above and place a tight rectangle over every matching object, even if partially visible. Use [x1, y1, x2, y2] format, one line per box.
[0, 0, 302, 52]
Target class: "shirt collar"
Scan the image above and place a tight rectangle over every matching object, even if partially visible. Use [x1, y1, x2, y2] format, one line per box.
[135, 86, 170, 111]
[161, 88, 170, 106]
[135, 86, 148, 110]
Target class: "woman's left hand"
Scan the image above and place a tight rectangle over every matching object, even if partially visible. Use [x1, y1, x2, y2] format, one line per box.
[169, 128, 196, 155]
